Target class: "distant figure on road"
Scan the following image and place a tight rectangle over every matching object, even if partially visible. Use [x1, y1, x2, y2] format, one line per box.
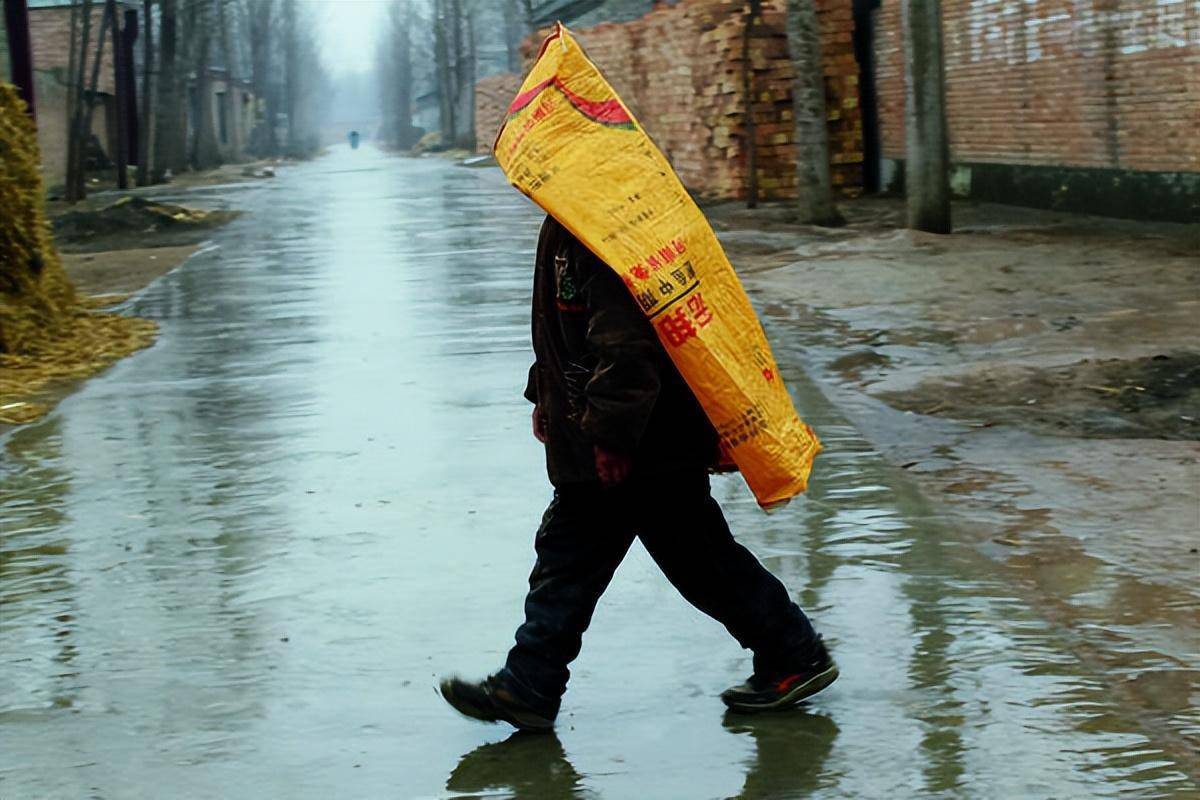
[348, 130, 360, 149]
[440, 217, 837, 731]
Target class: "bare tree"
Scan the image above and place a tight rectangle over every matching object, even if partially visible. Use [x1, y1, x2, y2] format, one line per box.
[902, 0, 951, 233]
[283, 0, 299, 152]
[272, 0, 328, 157]
[244, 0, 278, 156]
[433, 0, 455, 145]
[427, 0, 479, 149]
[64, 0, 96, 202]
[379, 0, 419, 149]
[501, 0, 526, 72]
[462, 5, 476, 149]
[741, 0, 762, 208]
[136, 0, 154, 186]
[65, 1, 81, 182]
[449, 0, 471, 148]
[109, 0, 130, 189]
[76, 1, 113, 198]
[784, 0, 842, 225]
[188, 0, 221, 169]
[153, 0, 185, 179]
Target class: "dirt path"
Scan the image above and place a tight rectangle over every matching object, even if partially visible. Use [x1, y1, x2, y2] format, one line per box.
[712, 193, 1199, 631]
[59, 244, 204, 296]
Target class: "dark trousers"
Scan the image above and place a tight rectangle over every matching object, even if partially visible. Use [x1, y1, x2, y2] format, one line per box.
[500, 470, 819, 716]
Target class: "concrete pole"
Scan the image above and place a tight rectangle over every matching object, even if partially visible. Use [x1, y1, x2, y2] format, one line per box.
[902, 0, 951, 233]
[5, 0, 37, 121]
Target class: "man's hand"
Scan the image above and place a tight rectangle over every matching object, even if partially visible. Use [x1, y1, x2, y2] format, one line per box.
[594, 445, 633, 487]
[532, 406, 547, 443]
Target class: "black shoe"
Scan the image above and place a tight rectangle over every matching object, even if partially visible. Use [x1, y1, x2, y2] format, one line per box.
[721, 639, 839, 713]
[439, 674, 556, 732]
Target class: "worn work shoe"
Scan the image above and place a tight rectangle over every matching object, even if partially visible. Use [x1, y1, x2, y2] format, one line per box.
[439, 674, 556, 733]
[721, 639, 839, 713]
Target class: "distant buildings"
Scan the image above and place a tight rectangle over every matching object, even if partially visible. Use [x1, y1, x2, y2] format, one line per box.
[1, 0, 258, 190]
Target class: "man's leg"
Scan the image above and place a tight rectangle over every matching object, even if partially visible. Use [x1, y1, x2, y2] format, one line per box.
[634, 470, 820, 676]
[499, 484, 636, 716]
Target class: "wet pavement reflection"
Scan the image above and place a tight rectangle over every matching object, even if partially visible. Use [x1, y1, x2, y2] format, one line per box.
[1, 147, 1196, 798]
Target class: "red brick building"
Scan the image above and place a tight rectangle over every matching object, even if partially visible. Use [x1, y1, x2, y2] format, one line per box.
[479, 0, 1197, 220]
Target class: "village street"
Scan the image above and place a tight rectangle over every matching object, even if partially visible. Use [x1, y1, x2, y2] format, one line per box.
[1, 147, 1196, 798]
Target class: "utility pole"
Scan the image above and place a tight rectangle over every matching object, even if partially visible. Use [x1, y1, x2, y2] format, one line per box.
[902, 0, 951, 233]
[4, 0, 37, 121]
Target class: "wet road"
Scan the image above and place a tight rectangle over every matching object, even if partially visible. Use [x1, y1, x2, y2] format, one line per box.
[2, 147, 1197, 798]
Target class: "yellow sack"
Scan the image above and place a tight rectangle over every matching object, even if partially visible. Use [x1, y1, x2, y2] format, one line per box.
[494, 24, 821, 508]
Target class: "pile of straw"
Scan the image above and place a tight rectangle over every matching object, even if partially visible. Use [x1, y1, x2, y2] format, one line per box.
[0, 84, 157, 426]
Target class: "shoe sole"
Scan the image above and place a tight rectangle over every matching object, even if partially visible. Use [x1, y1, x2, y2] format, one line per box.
[722, 663, 840, 713]
[440, 682, 555, 733]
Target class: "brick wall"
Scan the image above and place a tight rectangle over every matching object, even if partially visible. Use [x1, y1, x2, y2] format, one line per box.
[875, 0, 1200, 174]
[478, 0, 864, 200]
[475, 73, 524, 150]
[4, 7, 121, 183]
[29, 6, 118, 95]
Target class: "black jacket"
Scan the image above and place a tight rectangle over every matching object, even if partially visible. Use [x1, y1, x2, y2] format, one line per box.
[525, 216, 718, 485]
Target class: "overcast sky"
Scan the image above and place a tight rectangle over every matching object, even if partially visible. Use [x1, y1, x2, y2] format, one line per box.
[312, 0, 391, 77]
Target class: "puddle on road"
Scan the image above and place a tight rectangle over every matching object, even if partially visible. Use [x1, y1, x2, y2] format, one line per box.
[2, 149, 1197, 798]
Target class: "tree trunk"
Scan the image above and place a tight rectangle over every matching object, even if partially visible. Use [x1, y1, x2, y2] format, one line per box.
[65, 2, 80, 189]
[902, 0, 951, 233]
[153, 0, 184, 179]
[433, 0, 454, 145]
[785, 0, 842, 225]
[396, 0, 415, 148]
[4, 0, 38, 120]
[463, 8, 476, 150]
[190, 2, 220, 170]
[246, 0, 276, 156]
[106, 0, 129, 189]
[450, 0, 468, 147]
[136, 0, 153, 185]
[66, 0, 96, 202]
[123, 10, 140, 166]
[502, 0, 523, 72]
[741, 0, 761, 208]
[283, 0, 298, 153]
[216, 0, 236, 154]
[79, 2, 112, 196]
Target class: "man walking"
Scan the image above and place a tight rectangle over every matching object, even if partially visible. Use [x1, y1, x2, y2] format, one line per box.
[440, 217, 836, 731]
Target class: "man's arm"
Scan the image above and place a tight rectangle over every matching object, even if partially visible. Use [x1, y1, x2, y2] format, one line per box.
[576, 243, 662, 459]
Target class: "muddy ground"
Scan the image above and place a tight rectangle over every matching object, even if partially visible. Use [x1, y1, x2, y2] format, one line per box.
[711, 196, 1199, 593]
[43, 160, 275, 295]
[59, 244, 206, 297]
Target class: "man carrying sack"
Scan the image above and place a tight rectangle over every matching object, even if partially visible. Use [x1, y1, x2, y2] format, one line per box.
[439, 217, 836, 731]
